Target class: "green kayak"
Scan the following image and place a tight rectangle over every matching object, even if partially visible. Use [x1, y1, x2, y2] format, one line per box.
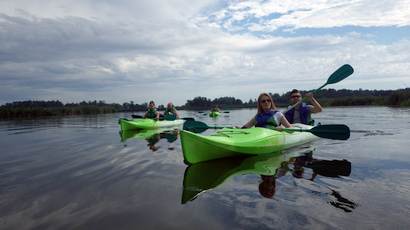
[209, 111, 220, 117]
[119, 118, 185, 131]
[180, 123, 319, 164]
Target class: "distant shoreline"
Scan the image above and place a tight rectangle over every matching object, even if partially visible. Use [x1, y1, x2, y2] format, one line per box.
[1, 88, 409, 119]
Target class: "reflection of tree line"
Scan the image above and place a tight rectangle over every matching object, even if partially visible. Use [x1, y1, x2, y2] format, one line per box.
[183, 150, 357, 213]
[120, 129, 179, 152]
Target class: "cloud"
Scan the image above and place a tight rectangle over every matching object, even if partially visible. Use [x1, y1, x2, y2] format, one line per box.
[0, 1, 409, 105]
[203, 0, 410, 33]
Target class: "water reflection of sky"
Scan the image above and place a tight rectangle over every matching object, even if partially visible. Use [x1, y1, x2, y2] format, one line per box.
[0, 108, 410, 229]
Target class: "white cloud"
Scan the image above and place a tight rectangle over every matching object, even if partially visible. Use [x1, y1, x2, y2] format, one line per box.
[205, 0, 410, 32]
[0, 1, 409, 105]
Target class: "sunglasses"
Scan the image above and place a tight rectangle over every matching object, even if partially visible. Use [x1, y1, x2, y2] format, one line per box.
[260, 99, 271, 103]
[291, 95, 301, 98]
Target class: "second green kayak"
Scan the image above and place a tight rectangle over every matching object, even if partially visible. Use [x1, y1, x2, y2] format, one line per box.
[119, 118, 185, 131]
[209, 111, 220, 117]
[180, 123, 319, 164]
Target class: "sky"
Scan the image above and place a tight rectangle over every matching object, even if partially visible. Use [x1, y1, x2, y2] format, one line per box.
[1, 0, 410, 106]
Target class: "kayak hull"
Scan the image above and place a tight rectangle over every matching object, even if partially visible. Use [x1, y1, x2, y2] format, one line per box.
[119, 118, 185, 130]
[180, 124, 318, 164]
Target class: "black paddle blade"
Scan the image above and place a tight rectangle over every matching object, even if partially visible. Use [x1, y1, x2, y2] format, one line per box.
[131, 114, 143, 118]
[327, 64, 354, 84]
[183, 120, 209, 133]
[311, 124, 350, 140]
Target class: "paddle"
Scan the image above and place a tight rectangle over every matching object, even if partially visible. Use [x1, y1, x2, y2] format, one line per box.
[130, 114, 195, 121]
[183, 120, 350, 140]
[282, 124, 350, 140]
[285, 64, 354, 112]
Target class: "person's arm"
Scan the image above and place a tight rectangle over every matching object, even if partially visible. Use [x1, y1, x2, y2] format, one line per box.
[143, 112, 148, 118]
[242, 116, 256, 128]
[155, 111, 160, 120]
[279, 113, 292, 128]
[305, 92, 322, 113]
[174, 109, 180, 119]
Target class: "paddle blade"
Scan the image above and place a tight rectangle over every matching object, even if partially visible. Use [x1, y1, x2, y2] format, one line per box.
[183, 120, 209, 133]
[131, 114, 143, 118]
[326, 64, 354, 85]
[164, 114, 176, 121]
[310, 124, 350, 140]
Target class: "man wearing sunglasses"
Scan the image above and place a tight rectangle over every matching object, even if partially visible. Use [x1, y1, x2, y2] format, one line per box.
[284, 89, 323, 125]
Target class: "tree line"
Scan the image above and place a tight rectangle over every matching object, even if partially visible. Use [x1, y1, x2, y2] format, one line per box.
[1, 88, 409, 119]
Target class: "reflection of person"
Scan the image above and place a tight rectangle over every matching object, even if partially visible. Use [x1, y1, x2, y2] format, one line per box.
[146, 129, 180, 151]
[242, 93, 292, 129]
[211, 106, 220, 112]
[146, 134, 160, 151]
[258, 160, 291, 198]
[284, 89, 322, 125]
[144, 101, 160, 120]
[163, 102, 179, 120]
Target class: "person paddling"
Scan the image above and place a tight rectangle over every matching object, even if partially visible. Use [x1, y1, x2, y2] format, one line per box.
[163, 102, 179, 120]
[242, 93, 292, 129]
[144, 101, 160, 120]
[284, 89, 323, 125]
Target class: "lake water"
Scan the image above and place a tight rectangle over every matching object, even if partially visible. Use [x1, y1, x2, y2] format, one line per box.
[1, 107, 410, 229]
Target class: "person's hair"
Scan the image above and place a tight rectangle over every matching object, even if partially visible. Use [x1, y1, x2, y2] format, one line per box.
[290, 89, 300, 96]
[258, 175, 276, 198]
[257, 93, 276, 114]
[148, 101, 155, 108]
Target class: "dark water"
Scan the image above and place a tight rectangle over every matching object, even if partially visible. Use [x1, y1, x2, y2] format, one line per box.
[1, 107, 409, 229]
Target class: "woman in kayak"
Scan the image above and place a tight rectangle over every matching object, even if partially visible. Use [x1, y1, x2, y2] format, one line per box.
[242, 92, 292, 129]
[144, 101, 160, 120]
[163, 102, 179, 120]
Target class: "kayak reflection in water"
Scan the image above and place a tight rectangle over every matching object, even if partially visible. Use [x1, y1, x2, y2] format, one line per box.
[258, 161, 291, 198]
[242, 93, 292, 129]
[286, 151, 357, 212]
[146, 130, 179, 151]
[258, 151, 357, 212]
[120, 128, 179, 151]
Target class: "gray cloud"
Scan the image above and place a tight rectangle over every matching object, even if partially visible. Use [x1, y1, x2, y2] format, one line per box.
[0, 1, 409, 105]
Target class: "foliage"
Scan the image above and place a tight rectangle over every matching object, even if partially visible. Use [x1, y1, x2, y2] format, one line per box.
[1, 88, 409, 119]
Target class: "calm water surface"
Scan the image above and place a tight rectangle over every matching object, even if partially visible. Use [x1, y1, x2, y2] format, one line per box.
[1, 107, 410, 229]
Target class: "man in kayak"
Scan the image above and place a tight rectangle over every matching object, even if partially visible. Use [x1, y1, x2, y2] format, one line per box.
[144, 101, 160, 120]
[242, 93, 292, 129]
[163, 102, 179, 120]
[284, 89, 322, 125]
[211, 105, 220, 112]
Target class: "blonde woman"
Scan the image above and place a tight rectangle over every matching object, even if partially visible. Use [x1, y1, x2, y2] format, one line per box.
[242, 93, 292, 129]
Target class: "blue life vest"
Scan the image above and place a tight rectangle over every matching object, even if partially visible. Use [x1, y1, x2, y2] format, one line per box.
[255, 110, 279, 128]
[284, 103, 312, 125]
[146, 108, 157, 119]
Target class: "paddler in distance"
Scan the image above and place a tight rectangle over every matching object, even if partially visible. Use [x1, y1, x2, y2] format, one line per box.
[284, 89, 323, 125]
[144, 100, 160, 120]
[163, 102, 179, 120]
[242, 93, 292, 129]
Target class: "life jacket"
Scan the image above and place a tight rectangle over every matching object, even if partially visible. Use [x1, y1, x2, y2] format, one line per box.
[146, 108, 157, 119]
[164, 107, 177, 120]
[164, 107, 175, 116]
[255, 110, 279, 128]
[284, 103, 313, 125]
